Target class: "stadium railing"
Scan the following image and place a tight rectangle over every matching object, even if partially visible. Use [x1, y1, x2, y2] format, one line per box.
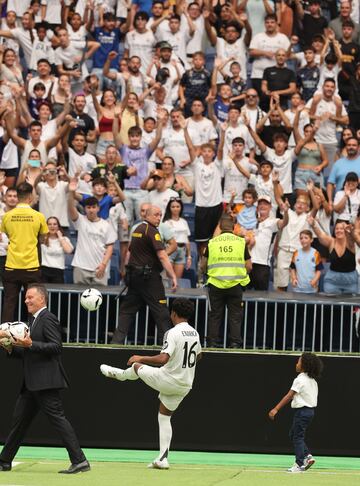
[3, 285, 359, 353]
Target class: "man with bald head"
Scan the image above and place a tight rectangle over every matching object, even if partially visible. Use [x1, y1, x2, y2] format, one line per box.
[261, 49, 297, 110]
[112, 205, 177, 344]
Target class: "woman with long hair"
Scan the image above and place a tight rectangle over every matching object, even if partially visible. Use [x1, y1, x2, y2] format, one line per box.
[162, 197, 192, 278]
[91, 84, 117, 159]
[293, 107, 328, 195]
[308, 216, 358, 294]
[41, 216, 73, 284]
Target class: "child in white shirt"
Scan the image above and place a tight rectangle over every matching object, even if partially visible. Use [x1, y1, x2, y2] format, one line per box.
[268, 353, 323, 473]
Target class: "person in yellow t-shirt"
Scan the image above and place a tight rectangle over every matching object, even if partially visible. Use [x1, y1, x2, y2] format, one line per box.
[1, 182, 48, 322]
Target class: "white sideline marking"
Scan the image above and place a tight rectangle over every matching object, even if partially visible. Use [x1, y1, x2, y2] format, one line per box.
[174, 467, 360, 475]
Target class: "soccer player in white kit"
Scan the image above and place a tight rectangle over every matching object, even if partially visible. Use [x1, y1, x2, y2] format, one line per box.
[100, 298, 202, 469]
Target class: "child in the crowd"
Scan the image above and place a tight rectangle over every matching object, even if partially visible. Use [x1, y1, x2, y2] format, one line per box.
[316, 34, 342, 94]
[27, 82, 47, 119]
[80, 176, 124, 220]
[218, 60, 246, 107]
[268, 353, 324, 473]
[234, 188, 258, 239]
[290, 230, 323, 293]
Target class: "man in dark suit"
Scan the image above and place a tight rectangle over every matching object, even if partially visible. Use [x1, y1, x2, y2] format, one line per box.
[0, 284, 90, 474]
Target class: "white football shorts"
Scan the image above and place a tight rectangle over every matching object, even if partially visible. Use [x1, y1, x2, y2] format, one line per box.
[137, 365, 190, 411]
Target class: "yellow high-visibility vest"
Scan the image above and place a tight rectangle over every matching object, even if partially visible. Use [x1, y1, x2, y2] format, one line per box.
[207, 232, 250, 289]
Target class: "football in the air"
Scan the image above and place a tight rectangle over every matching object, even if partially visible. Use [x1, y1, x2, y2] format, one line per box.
[80, 288, 103, 311]
[9, 321, 29, 341]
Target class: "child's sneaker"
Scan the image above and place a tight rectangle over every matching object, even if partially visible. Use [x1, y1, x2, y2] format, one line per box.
[303, 454, 315, 470]
[287, 463, 305, 473]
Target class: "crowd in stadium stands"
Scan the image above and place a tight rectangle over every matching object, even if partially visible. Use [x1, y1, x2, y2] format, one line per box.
[1, 0, 360, 294]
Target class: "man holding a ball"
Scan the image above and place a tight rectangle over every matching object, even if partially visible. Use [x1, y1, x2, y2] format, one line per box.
[0, 284, 90, 475]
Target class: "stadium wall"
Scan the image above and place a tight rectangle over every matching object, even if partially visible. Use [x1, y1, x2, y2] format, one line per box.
[0, 347, 359, 456]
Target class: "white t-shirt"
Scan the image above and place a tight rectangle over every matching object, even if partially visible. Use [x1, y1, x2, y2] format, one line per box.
[186, 15, 206, 55]
[41, 237, 73, 270]
[11, 27, 38, 65]
[240, 106, 266, 131]
[116, 72, 147, 99]
[291, 372, 318, 408]
[160, 321, 202, 389]
[305, 98, 347, 145]
[223, 123, 254, 157]
[0, 127, 18, 170]
[250, 32, 290, 78]
[41, 0, 62, 24]
[71, 214, 117, 274]
[148, 188, 179, 220]
[250, 217, 279, 265]
[29, 38, 55, 70]
[150, 60, 184, 104]
[187, 117, 218, 146]
[162, 218, 190, 244]
[284, 109, 310, 147]
[157, 27, 191, 68]
[249, 173, 278, 211]
[37, 180, 69, 227]
[147, 17, 171, 42]
[193, 156, 223, 207]
[55, 42, 88, 82]
[263, 147, 296, 193]
[278, 209, 310, 252]
[223, 156, 256, 203]
[317, 64, 340, 93]
[216, 31, 248, 80]
[334, 189, 360, 222]
[159, 128, 192, 176]
[28, 76, 58, 98]
[124, 29, 156, 74]
[68, 148, 97, 195]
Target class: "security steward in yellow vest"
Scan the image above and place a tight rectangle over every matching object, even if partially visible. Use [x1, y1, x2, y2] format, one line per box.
[111, 205, 177, 344]
[203, 214, 252, 348]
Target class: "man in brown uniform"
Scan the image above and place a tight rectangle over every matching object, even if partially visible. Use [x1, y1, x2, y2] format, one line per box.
[111, 206, 177, 344]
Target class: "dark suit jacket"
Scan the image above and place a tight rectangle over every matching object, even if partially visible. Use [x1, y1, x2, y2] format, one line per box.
[12, 309, 69, 392]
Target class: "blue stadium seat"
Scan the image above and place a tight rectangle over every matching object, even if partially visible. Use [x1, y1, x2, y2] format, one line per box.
[182, 203, 195, 241]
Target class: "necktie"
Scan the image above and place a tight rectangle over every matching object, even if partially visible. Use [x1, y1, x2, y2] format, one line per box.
[28, 315, 35, 330]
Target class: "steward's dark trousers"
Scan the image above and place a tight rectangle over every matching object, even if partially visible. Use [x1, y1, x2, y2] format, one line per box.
[0, 387, 86, 465]
[112, 271, 171, 344]
[207, 283, 243, 346]
[2, 268, 42, 322]
[289, 407, 315, 467]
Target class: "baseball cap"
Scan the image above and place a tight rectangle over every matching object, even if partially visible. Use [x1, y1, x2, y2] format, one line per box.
[158, 41, 173, 50]
[152, 169, 165, 179]
[257, 195, 272, 204]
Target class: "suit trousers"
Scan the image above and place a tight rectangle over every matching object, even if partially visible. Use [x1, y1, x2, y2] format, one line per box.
[111, 271, 171, 344]
[0, 387, 86, 465]
[2, 268, 42, 322]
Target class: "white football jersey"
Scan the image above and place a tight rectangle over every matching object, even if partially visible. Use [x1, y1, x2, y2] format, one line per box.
[161, 322, 202, 389]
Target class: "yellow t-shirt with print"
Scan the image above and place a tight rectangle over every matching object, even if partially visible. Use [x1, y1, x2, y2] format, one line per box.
[1, 204, 48, 269]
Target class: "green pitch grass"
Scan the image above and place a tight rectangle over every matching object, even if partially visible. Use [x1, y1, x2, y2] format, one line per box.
[1, 447, 360, 486]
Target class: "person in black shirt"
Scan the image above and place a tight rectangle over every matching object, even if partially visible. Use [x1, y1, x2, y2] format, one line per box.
[68, 94, 96, 145]
[296, 47, 320, 102]
[91, 145, 136, 190]
[257, 96, 292, 148]
[179, 51, 212, 117]
[300, 0, 328, 47]
[111, 205, 177, 344]
[339, 20, 360, 101]
[261, 49, 296, 110]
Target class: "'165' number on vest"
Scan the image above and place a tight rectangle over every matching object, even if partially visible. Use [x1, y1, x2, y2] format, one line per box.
[182, 341, 197, 368]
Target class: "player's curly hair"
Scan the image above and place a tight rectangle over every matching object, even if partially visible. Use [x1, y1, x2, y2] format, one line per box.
[300, 353, 323, 380]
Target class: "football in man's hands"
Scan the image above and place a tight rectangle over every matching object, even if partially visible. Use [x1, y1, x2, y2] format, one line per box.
[80, 288, 103, 312]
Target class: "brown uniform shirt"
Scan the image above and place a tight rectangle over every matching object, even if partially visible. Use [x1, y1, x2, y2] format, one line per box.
[129, 222, 164, 272]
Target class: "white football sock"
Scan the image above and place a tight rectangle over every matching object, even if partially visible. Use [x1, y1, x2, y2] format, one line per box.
[158, 412, 172, 461]
[123, 364, 139, 381]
